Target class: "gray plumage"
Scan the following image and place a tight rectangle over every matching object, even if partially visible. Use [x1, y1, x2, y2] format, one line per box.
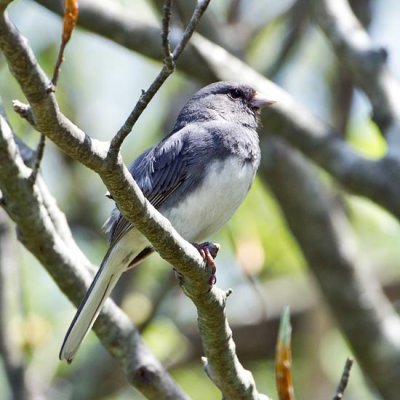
[60, 81, 274, 362]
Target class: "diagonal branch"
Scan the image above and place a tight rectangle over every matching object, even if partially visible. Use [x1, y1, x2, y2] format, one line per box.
[0, 12, 108, 170]
[28, 133, 46, 185]
[332, 358, 353, 400]
[0, 2, 206, 294]
[312, 0, 400, 152]
[109, 0, 211, 152]
[19, 2, 400, 398]
[32, 0, 400, 223]
[0, 105, 189, 400]
[260, 136, 400, 400]
[0, 5, 268, 399]
[0, 209, 29, 400]
[33, 0, 217, 82]
[189, 34, 400, 221]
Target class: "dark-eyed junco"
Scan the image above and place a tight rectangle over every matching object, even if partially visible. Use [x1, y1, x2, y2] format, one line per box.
[60, 81, 274, 362]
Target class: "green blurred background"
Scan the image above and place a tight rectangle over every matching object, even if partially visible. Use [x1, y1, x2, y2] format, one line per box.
[1, 0, 400, 399]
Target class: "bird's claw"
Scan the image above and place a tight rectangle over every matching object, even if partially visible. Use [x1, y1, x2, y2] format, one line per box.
[173, 242, 220, 288]
[192, 242, 220, 286]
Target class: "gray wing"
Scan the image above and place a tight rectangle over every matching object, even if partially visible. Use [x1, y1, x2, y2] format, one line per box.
[134, 134, 189, 207]
[105, 127, 200, 247]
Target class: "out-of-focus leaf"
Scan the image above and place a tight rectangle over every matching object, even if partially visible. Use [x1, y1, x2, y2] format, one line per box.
[51, 0, 79, 87]
[275, 306, 295, 400]
[62, 0, 79, 43]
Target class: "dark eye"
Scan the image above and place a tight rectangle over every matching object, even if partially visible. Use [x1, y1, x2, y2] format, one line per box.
[228, 88, 242, 100]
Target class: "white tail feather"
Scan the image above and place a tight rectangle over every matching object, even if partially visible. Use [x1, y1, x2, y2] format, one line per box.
[59, 253, 123, 363]
[60, 228, 152, 363]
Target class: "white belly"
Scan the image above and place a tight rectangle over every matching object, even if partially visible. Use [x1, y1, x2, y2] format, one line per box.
[163, 157, 256, 242]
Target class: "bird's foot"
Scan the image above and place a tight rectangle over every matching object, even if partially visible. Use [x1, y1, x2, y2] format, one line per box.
[173, 242, 220, 287]
[192, 242, 220, 285]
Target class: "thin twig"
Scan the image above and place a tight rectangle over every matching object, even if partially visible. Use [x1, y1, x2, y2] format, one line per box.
[50, 0, 79, 89]
[109, 0, 211, 153]
[29, 133, 46, 185]
[161, 0, 173, 66]
[12, 100, 35, 126]
[171, 0, 209, 61]
[333, 358, 353, 400]
[50, 40, 67, 90]
[12, 98, 46, 186]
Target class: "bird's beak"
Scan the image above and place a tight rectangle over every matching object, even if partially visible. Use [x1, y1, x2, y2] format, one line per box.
[250, 91, 276, 109]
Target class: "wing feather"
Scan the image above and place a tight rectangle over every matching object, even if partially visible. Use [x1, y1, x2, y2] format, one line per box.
[107, 127, 196, 247]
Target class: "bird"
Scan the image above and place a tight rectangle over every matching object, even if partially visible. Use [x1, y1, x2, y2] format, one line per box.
[59, 81, 275, 362]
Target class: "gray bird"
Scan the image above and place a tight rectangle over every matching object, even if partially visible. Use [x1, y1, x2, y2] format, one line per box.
[60, 81, 274, 362]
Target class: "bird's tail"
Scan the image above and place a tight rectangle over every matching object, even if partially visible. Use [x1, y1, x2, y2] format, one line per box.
[59, 249, 123, 363]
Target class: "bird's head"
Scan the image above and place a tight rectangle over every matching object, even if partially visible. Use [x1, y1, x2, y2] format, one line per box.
[173, 81, 275, 132]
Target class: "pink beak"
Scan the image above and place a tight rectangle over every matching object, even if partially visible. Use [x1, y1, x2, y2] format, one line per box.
[250, 91, 276, 109]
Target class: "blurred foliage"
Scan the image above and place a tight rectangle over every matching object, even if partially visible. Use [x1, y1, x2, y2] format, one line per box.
[1, 0, 400, 399]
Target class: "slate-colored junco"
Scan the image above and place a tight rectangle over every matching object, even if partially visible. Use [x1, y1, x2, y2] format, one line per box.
[60, 81, 274, 362]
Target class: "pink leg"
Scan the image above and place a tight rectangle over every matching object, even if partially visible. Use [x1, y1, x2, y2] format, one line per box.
[192, 242, 220, 285]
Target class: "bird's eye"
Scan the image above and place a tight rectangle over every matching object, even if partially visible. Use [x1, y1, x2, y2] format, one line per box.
[228, 88, 242, 100]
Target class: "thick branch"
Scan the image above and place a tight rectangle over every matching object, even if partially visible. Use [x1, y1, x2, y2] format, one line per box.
[0, 10, 209, 293]
[0, 210, 29, 400]
[312, 0, 400, 152]
[0, 108, 188, 399]
[0, 12, 108, 170]
[188, 287, 268, 399]
[189, 34, 400, 220]
[260, 137, 400, 400]
[32, 0, 400, 222]
[0, 5, 268, 399]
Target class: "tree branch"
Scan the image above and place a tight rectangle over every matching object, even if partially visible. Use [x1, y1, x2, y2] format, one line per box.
[312, 0, 400, 152]
[32, 0, 400, 222]
[33, 0, 217, 82]
[0, 11, 108, 170]
[0, 209, 29, 400]
[260, 137, 400, 400]
[0, 4, 269, 399]
[17, 5, 400, 397]
[28, 133, 45, 185]
[189, 33, 400, 220]
[265, 0, 310, 77]
[150, 0, 237, 55]
[332, 358, 353, 400]
[0, 105, 189, 399]
[110, 0, 210, 152]
[0, 11, 202, 282]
